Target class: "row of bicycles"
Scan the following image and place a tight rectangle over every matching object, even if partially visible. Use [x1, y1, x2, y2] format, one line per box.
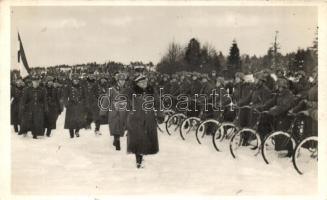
[159, 104, 318, 175]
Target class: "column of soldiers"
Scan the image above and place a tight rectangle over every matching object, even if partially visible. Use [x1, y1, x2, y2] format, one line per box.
[11, 67, 318, 144]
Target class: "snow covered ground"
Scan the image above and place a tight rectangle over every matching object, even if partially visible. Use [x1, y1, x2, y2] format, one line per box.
[11, 110, 318, 195]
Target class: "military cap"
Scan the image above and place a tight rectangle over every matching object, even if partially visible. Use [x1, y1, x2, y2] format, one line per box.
[201, 74, 209, 80]
[71, 73, 80, 80]
[275, 68, 284, 74]
[30, 74, 41, 81]
[257, 73, 267, 82]
[88, 74, 96, 80]
[216, 76, 224, 84]
[296, 70, 306, 77]
[115, 72, 127, 81]
[235, 72, 245, 80]
[45, 76, 54, 82]
[276, 78, 289, 88]
[134, 74, 147, 83]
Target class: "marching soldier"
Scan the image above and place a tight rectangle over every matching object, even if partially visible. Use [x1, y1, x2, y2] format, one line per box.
[19, 75, 47, 139]
[54, 78, 65, 116]
[44, 76, 61, 137]
[124, 74, 164, 168]
[11, 78, 25, 133]
[64, 74, 87, 138]
[100, 72, 128, 150]
[85, 74, 98, 129]
[92, 76, 109, 135]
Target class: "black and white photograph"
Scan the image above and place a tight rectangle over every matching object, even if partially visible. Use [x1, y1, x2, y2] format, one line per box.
[0, 0, 326, 199]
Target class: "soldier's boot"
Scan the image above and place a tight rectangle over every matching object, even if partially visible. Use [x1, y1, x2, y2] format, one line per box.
[14, 124, 19, 133]
[75, 129, 80, 137]
[114, 136, 121, 150]
[85, 124, 91, 130]
[69, 129, 74, 138]
[116, 140, 121, 151]
[46, 129, 51, 137]
[95, 122, 102, 135]
[136, 154, 144, 169]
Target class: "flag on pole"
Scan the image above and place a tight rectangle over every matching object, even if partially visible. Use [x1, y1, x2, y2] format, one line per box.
[17, 32, 30, 78]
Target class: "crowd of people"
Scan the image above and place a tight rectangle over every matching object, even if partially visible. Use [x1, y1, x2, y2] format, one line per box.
[10, 65, 318, 167]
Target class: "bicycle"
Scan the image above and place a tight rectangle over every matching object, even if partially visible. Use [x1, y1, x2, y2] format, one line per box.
[165, 111, 187, 136]
[292, 135, 318, 175]
[157, 109, 175, 133]
[179, 99, 203, 140]
[194, 102, 223, 145]
[229, 107, 269, 159]
[211, 105, 247, 152]
[261, 110, 318, 175]
[261, 112, 302, 165]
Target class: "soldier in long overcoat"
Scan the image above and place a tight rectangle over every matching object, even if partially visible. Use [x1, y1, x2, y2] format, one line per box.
[64, 75, 87, 138]
[11, 78, 25, 133]
[91, 77, 109, 135]
[44, 76, 61, 137]
[84, 74, 98, 129]
[100, 72, 128, 150]
[19, 75, 47, 139]
[124, 74, 163, 168]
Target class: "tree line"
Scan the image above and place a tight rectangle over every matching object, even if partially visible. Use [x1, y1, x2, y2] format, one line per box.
[156, 36, 318, 77]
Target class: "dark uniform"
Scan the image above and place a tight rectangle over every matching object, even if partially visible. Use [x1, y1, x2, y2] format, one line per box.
[92, 78, 109, 134]
[258, 78, 295, 142]
[100, 73, 128, 150]
[64, 77, 87, 138]
[292, 81, 318, 137]
[11, 81, 25, 133]
[238, 75, 272, 128]
[44, 79, 61, 137]
[85, 75, 98, 129]
[20, 76, 47, 139]
[125, 75, 161, 168]
[199, 76, 216, 134]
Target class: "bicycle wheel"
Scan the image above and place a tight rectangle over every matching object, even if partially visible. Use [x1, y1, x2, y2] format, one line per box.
[229, 128, 261, 159]
[196, 119, 220, 145]
[179, 117, 201, 140]
[262, 131, 296, 164]
[292, 136, 318, 175]
[212, 122, 237, 152]
[165, 113, 187, 136]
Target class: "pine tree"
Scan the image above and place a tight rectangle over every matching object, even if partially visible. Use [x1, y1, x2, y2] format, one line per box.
[227, 40, 241, 76]
[184, 38, 201, 70]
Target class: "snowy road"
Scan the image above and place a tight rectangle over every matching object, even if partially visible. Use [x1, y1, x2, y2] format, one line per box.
[11, 111, 317, 195]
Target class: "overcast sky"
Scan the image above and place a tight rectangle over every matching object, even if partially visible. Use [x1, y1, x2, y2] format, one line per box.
[11, 6, 317, 68]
